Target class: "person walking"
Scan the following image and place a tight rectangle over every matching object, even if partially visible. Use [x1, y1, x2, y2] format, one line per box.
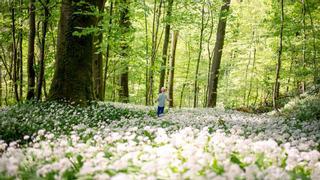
[156, 87, 171, 117]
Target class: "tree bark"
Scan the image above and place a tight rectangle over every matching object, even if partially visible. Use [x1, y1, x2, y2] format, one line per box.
[193, 4, 205, 108]
[168, 30, 178, 108]
[36, 0, 49, 100]
[118, 0, 131, 103]
[27, 0, 36, 100]
[18, 0, 23, 100]
[159, 0, 173, 93]
[207, 0, 231, 107]
[272, 0, 284, 110]
[48, 0, 104, 105]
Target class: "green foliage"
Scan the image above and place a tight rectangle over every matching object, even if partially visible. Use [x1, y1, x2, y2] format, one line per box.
[230, 152, 248, 170]
[211, 159, 224, 175]
[289, 166, 311, 180]
[0, 101, 149, 143]
[281, 94, 320, 121]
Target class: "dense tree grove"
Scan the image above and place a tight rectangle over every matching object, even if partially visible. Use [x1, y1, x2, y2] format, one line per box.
[0, 0, 319, 109]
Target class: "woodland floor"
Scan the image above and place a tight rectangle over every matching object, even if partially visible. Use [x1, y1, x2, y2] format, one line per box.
[0, 102, 319, 179]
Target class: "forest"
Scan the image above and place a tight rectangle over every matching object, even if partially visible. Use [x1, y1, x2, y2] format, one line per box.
[0, 0, 320, 179]
[0, 0, 317, 109]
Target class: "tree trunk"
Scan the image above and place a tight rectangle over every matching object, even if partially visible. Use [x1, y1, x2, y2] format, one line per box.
[247, 40, 256, 107]
[18, 0, 23, 100]
[179, 41, 191, 108]
[148, 0, 163, 105]
[193, 4, 205, 108]
[205, 7, 214, 106]
[48, 0, 104, 105]
[0, 65, 2, 106]
[102, 1, 113, 101]
[27, 0, 36, 100]
[92, 33, 103, 100]
[168, 30, 179, 108]
[272, 0, 284, 110]
[11, 1, 19, 102]
[207, 0, 231, 107]
[18, 27, 23, 100]
[92, 0, 106, 101]
[143, 0, 149, 105]
[43, 78, 48, 98]
[4, 73, 9, 105]
[159, 0, 173, 93]
[36, 0, 49, 100]
[301, 0, 306, 93]
[118, 0, 131, 103]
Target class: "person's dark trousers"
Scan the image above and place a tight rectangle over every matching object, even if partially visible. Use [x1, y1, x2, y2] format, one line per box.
[157, 106, 165, 117]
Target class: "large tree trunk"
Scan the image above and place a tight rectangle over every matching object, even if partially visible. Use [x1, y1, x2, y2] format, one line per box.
[48, 0, 104, 105]
[272, 0, 284, 110]
[118, 0, 131, 103]
[159, 0, 173, 93]
[36, 0, 49, 100]
[207, 0, 231, 107]
[193, 4, 205, 108]
[27, 0, 36, 100]
[168, 30, 179, 108]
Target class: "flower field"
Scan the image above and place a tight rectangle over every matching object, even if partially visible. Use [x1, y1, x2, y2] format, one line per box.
[0, 102, 320, 179]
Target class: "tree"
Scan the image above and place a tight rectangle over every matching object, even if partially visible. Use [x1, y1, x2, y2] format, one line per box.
[193, 3, 205, 108]
[92, 0, 106, 101]
[102, 1, 114, 100]
[168, 30, 179, 108]
[36, 0, 50, 100]
[48, 0, 105, 104]
[207, 0, 231, 107]
[272, 0, 284, 110]
[11, 0, 19, 102]
[159, 0, 173, 93]
[118, 0, 131, 103]
[0, 65, 2, 106]
[147, 0, 163, 105]
[179, 40, 191, 108]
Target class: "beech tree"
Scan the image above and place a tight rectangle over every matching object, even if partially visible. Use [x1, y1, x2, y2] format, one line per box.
[168, 30, 179, 108]
[118, 0, 131, 103]
[48, 0, 106, 104]
[207, 0, 231, 107]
